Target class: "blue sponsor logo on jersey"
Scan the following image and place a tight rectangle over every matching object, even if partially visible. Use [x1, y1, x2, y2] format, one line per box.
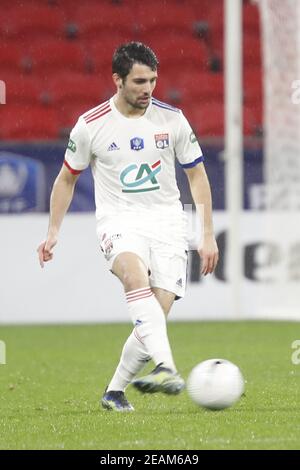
[120, 160, 161, 193]
[130, 137, 144, 151]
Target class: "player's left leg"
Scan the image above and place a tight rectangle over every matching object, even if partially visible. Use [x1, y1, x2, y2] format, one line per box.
[131, 245, 187, 395]
[151, 287, 176, 316]
[131, 287, 186, 394]
[104, 288, 175, 398]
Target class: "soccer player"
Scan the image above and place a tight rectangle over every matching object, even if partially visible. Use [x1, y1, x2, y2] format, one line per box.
[37, 42, 218, 412]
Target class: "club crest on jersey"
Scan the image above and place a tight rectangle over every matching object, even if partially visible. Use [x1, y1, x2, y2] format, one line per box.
[154, 133, 169, 149]
[130, 137, 144, 151]
[120, 160, 161, 193]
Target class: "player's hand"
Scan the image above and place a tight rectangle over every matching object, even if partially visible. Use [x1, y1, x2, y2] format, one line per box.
[37, 236, 57, 268]
[198, 235, 219, 276]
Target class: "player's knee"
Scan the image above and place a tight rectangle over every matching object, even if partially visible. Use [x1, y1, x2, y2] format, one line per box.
[113, 253, 149, 290]
[123, 272, 148, 292]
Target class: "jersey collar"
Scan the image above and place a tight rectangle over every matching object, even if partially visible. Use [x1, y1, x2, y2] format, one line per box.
[110, 96, 152, 121]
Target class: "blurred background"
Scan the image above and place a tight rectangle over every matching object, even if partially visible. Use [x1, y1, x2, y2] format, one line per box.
[0, 0, 299, 323]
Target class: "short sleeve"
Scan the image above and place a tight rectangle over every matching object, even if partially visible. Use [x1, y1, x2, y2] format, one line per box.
[64, 117, 91, 174]
[175, 111, 204, 168]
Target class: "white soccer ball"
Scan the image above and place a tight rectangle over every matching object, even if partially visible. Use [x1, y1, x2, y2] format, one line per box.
[187, 358, 245, 410]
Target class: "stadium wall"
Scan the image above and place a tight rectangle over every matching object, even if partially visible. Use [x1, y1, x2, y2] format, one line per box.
[1, 212, 299, 324]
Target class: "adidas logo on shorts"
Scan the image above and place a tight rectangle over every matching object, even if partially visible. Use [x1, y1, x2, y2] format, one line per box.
[176, 278, 183, 287]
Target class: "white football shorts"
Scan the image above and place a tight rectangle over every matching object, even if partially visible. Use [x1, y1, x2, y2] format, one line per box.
[97, 221, 188, 299]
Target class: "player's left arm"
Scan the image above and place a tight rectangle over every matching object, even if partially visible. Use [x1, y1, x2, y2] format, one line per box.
[184, 162, 219, 275]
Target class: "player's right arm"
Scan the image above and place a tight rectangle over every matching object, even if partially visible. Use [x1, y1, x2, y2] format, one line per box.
[37, 117, 91, 268]
[37, 165, 80, 268]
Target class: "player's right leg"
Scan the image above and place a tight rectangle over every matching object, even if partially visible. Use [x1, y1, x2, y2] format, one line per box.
[98, 228, 151, 410]
[112, 252, 178, 371]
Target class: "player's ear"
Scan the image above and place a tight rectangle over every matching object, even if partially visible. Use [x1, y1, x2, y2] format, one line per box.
[112, 73, 123, 90]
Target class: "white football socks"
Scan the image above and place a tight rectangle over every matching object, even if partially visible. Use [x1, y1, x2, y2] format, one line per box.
[107, 328, 150, 392]
[126, 287, 176, 372]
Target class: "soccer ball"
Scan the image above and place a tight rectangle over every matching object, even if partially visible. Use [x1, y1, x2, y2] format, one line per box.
[187, 358, 245, 410]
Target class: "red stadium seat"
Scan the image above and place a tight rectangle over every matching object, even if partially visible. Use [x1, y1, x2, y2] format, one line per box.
[190, 0, 216, 16]
[69, 4, 136, 39]
[143, 35, 209, 72]
[0, 105, 59, 140]
[213, 31, 262, 70]
[244, 67, 262, 105]
[5, 75, 49, 105]
[243, 34, 262, 67]
[185, 101, 262, 138]
[181, 71, 223, 104]
[244, 104, 262, 136]
[135, 4, 195, 36]
[27, 39, 88, 74]
[155, 71, 223, 108]
[0, 42, 31, 74]
[0, 5, 66, 39]
[185, 101, 224, 137]
[192, 0, 224, 49]
[243, 3, 260, 35]
[86, 34, 131, 72]
[47, 72, 112, 105]
[58, 102, 96, 133]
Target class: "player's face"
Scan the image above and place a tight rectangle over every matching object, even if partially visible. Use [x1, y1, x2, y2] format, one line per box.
[119, 63, 158, 109]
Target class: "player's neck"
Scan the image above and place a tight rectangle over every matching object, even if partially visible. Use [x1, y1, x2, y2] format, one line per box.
[113, 95, 147, 118]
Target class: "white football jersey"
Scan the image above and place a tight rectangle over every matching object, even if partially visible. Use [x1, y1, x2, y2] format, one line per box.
[64, 96, 203, 245]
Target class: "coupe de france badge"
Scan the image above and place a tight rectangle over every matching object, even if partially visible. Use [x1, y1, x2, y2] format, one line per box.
[130, 137, 144, 151]
[155, 134, 169, 149]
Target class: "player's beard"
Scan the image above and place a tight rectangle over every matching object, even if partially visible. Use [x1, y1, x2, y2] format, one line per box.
[125, 93, 150, 110]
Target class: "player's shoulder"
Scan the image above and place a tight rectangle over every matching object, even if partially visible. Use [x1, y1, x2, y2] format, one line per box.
[80, 99, 112, 126]
[151, 97, 182, 115]
[151, 97, 186, 128]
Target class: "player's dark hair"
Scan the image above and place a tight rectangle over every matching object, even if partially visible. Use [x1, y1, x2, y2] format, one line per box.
[112, 42, 159, 80]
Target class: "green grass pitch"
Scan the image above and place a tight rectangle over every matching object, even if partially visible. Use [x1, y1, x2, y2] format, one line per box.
[0, 321, 300, 450]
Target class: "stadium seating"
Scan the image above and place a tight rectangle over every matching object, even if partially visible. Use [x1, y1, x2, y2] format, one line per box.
[135, 3, 196, 36]
[58, 102, 96, 134]
[85, 34, 131, 72]
[5, 75, 49, 105]
[143, 35, 209, 72]
[243, 2, 260, 35]
[0, 105, 59, 140]
[155, 71, 223, 108]
[0, 0, 263, 140]
[192, 0, 224, 52]
[0, 5, 66, 39]
[244, 67, 263, 105]
[243, 35, 262, 68]
[185, 101, 224, 137]
[47, 72, 112, 105]
[244, 104, 262, 136]
[27, 39, 88, 74]
[68, 4, 136, 39]
[0, 42, 31, 75]
[186, 100, 261, 137]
